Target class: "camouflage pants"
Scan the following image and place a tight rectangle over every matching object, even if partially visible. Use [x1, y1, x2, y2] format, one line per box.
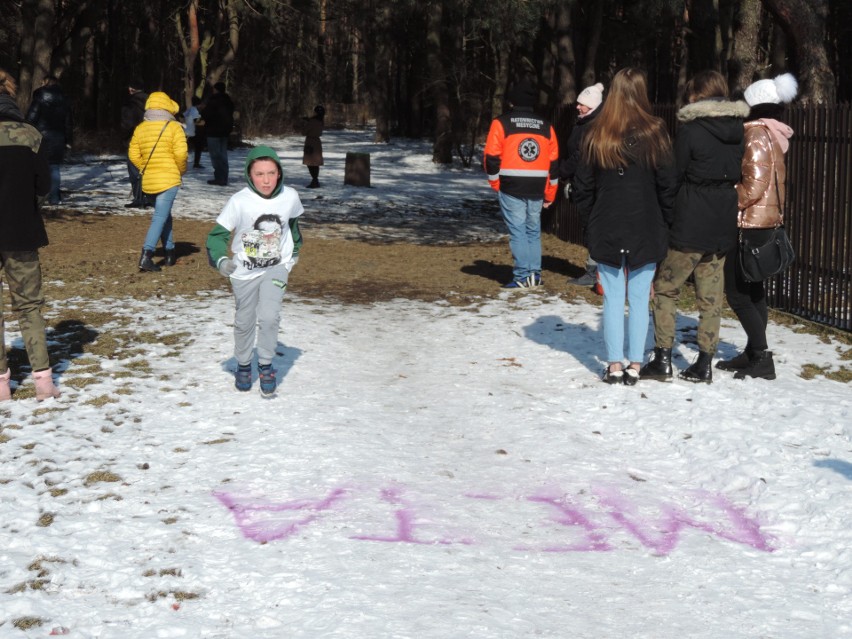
[651, 248, 726, 353]
[0, 251, 51, 372]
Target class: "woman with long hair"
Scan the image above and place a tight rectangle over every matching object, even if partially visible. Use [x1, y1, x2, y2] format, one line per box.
[573, 67, 678, 385]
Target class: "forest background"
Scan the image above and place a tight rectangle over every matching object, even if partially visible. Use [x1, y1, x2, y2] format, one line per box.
[0, 0, 850, 164]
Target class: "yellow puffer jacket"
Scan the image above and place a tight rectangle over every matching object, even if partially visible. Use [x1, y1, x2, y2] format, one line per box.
[128, 92, 188, 194]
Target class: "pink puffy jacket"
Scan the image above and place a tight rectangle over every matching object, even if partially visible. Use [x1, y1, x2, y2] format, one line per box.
[736, 120, 793, 229]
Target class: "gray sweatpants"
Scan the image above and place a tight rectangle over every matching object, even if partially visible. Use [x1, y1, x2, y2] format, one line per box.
[230, 263, 289, 367]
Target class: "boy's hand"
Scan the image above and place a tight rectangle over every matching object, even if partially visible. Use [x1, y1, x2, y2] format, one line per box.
[217, 257, 237, 277]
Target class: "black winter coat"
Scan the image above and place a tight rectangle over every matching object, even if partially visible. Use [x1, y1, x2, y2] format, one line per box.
[120, 91, 148, 139]
[559, 107, 600, 183]
[201, 92, 235, 137]
[670, 99, 749, 253]
[25, 84, 73, 164]
[573, 136, 678, 269]
[0, 95, 51, 251]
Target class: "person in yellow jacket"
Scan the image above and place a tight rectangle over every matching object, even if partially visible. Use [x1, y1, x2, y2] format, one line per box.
[128, 91, 188, 272]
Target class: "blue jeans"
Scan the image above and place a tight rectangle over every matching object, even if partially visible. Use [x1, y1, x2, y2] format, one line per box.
[142, 186, 179, 253]
[48, 164, 61, 204]
[498, 191, 542, 281]
[207, 136, 229, 184]
[597, 258, 656, 364]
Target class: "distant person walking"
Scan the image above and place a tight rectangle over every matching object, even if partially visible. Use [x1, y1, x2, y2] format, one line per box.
[560, 82, 605, 290]
[206, 146, 304, 397]
[717, 73, 798, 381]
[200, 81, 234, 186]
[0, 68, 61, 401]
[121, 80, 150, 208]
[183, 95, 205, 169]
[484, 79, 559, 289]
[641, 70, 748, 384]
[128, 91, 188, 272]
[25, 75, 73, 206]
[302, 104, 325, 188]
[572, 67, 678, 386]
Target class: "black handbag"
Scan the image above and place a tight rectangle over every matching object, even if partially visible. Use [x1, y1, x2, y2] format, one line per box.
[738, 225, 795, 282]
[737, 132, 795, 283]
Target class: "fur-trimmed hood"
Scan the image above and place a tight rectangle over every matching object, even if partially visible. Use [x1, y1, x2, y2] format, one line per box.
[677, 98, 749, 146]
[677, 98, 750, 123]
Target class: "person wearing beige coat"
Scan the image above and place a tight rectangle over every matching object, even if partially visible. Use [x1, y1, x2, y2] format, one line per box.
[128, 91, 188, 272]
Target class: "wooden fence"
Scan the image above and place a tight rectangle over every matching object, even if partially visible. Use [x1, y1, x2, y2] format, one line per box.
[545, 103, 852, 331]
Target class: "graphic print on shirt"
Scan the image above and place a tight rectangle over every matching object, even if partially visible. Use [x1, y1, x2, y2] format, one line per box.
[240, 213, 283, 269]
[518, 138, 541, 162]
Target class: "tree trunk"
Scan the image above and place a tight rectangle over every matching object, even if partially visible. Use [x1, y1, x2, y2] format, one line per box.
[761, 0, 835, 104]
[18, 0, 55, 112]
[175, 0, 201, 107]
[730, 0, 761, 92]
[427, 0, 452, 164]
[554, 1, 577, 107]
[207, 0, 239, 88]
[580, 0, 603, 89]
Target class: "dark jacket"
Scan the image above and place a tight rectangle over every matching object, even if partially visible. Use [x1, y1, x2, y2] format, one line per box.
[201, 91, 235, 138]
[670, 98, 749, 253]
[559, 106, 601, 183]
[120, 90, 148, 139]
[25, 83, 73, 164]
[573, 134, 678, 269]
[0, 95, 51, 251]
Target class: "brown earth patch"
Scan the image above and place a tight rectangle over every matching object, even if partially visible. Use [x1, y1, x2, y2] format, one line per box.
[40, 210, 598, 307]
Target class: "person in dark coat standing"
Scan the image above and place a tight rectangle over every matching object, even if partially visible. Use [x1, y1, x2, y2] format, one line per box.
[572, 67, 678, 386]
[560, 82, 605, 289]
[200, 81, 235, 186]
[25, 75, 73, 205]
[0, 68, 61, 402]
[302, 104, 325, 188]
[120, 80, 150, 208]
[641, 71, 749, 384]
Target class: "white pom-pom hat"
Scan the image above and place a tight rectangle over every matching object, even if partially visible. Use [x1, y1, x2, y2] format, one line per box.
[577, 83, 604, 110]
[744, 73, 798, 106]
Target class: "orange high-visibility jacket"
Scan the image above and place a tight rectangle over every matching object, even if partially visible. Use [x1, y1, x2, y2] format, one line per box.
[484, 107, 559, 202]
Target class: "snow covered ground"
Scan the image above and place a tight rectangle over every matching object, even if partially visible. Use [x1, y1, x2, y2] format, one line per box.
[0, 130, 850, 638]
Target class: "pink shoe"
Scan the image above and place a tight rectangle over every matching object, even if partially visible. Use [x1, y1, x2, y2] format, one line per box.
[33, 368, 60, 401]
[0, 369, 11, 401]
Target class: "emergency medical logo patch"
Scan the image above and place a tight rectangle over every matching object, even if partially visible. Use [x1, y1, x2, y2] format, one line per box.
[518, 138, 541, 162]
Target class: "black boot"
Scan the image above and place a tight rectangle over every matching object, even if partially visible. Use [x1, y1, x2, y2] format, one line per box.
[164, 249, 176, 267]
[138, 249, 161, 272]
[734, 350, 776, 380]
[307, 178, 320, 188]
[679, 351, 713, 383]
[639, 347, 673, 381]
[716, 347, 754, 371]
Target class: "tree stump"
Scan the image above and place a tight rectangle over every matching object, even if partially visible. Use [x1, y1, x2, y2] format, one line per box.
[344, 152, 371, 187]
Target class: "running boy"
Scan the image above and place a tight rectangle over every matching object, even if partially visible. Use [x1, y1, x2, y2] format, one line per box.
[206, 146, 303, 396]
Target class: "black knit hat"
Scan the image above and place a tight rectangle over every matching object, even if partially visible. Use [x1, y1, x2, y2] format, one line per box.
[508, 80, 537, 108]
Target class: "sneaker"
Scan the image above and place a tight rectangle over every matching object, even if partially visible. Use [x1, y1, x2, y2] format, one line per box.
[568, 273, 596, 287]
[235, 364, 252, 392]
[258, 364, 277, 397]
[602, 366, 624, 384]
[529, 273, 543, 287]
[502, 279, 530, 290]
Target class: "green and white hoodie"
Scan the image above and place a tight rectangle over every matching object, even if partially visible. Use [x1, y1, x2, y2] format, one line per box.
[206, 145, 304, 280]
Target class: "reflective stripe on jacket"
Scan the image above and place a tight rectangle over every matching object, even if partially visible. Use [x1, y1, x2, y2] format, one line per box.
[484, 106, 559, 202]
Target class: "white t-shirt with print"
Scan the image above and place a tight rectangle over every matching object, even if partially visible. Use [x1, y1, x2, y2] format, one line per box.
[215, 185, 304, 280]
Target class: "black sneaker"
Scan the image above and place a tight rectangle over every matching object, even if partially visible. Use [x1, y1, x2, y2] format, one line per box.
[602, 367, 624, 384]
